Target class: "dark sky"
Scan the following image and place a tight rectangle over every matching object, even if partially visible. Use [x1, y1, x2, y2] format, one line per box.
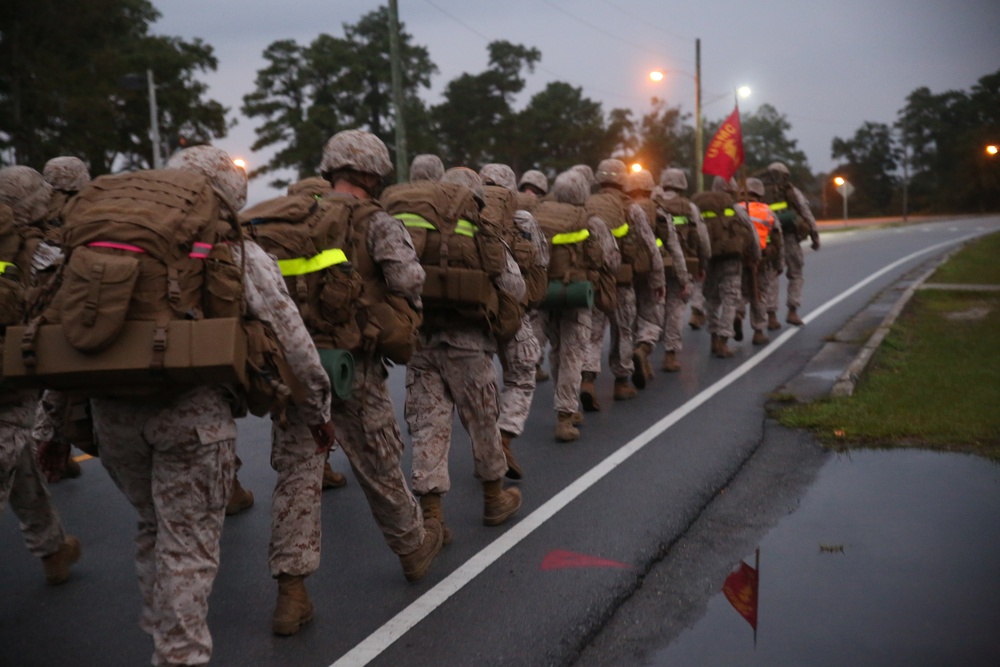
[152, 0, 1000, 205]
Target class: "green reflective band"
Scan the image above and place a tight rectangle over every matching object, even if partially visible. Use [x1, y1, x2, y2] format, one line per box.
[456, 219, 478, 237]
[611, 223, 629, 238]
[278, 248, 348, 277]
[395, 212, 435, 230]
[770, 201, 789, 211]
[0, 261, 14, 275]
[656, 238, 663, 248]
[552, 229, 591, 245]
[701, 209, 736, 219]
[672, 216, 689, 225]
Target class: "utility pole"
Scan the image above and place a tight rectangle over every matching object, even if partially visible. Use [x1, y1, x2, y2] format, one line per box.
[388, 0, 408, 182]
[147, 69, 162, 169]
[695, 38, 703, 193]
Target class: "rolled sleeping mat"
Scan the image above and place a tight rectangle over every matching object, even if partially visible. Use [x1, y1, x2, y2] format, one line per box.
[540, 280, 594, 310]
[318, 348, 355, 400]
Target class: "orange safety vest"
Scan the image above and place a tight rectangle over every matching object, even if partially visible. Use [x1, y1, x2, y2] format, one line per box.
[741, 201, 776, 250]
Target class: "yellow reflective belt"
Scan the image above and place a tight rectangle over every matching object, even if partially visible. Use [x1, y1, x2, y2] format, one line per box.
[672, 216, 688, 225]
[770, 201, 789, 211]
[656, 238, 663, 248]
[611, 223, 629, 238]
[395, 213, 477, 237]
[0, 261, 14, 275]
[701, 209, 735, 219]
[456, 219, 478, 237]
[278, 248, 349, 277]
[552, 229, 591, 245]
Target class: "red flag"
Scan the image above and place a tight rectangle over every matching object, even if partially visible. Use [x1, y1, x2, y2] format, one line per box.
[702, 105, 744, 180]
[722, 559, 759, 630]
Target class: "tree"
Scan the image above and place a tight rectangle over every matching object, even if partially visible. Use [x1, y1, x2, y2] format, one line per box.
[0, 0, 228, 174]
[831, 121, 899, 215]
[633, 98, 695, 181]
[738, 103, 810, 179]
[516, 82, 610, 174]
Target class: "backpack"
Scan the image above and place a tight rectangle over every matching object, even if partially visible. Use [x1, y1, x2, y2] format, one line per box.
[241, 191, 420, 365]
[586, 190, 653, 285]
[481, 185, 547, 310]
[515, 190, 539, 213]
[5, 170, 282, 410]
[533, 200, 616, 314]
[653, 194, 703, 277]
[0, 205, 33, 403]
[691, 191, 754, 260]
[381, 181, 522, 342]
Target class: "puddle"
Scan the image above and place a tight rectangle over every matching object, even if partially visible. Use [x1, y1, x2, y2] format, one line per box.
[647, 450, 1000, 667]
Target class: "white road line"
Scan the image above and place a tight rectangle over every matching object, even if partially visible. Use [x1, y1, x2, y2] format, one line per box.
[329, 231, 981, 667]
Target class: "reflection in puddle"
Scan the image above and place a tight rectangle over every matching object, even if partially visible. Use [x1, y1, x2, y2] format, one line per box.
[650, 451, 1000, 666]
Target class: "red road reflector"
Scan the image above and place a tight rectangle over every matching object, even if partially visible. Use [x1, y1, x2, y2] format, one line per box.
[541, 549, 631, 571]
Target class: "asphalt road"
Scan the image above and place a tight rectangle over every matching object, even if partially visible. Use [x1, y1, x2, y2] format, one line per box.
[3, 215, 998, 667]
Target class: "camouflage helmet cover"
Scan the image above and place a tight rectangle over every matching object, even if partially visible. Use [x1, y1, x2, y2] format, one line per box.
[43, 156, 90, 192]
[659, 167, 688, 191]
[441, 166, 485, 205]
[409, 153, 444, 182]
[626, 169, 655, 193]
[767, 161, 790, 175]
[479, 163, 517, 193]
[320, 129, 392, 178]
[166, 145, 248, 212]
[595, 159, 628, 187]
[518, 169, 548, 194]
[746, 177, 766, 198]
[0, 165, 54, 225]
[570, 164, 596, 187]
[551, 170, 588, 206]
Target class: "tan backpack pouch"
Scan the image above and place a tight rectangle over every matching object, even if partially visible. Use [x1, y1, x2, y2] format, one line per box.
[59, 247, 140, 353]
[364, 293, 421, 364]
[0, 273, 25, 329]
[203, 244, 243, 319]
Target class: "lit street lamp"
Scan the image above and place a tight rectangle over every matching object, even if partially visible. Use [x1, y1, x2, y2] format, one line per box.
[834, 176, 853, 224]
[987, 145, 998, 156]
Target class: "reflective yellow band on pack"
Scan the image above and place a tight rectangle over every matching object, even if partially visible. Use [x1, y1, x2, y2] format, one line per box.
[395, 213, 478, 237]
[278, 248, 348, 276]
[672, 216, 688, 225]
[701, 209, 735, 219]
[770, 201, 789, 211]
[611, 223, 629, 238]
[0, 261, 14, 275]
[552, 229, 591, 245]
[656, 238, 663, 248]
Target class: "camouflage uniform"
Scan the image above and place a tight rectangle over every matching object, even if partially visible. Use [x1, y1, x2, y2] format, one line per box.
[737, 199, 785, 335]
[656, 189, 710, 354]
[705, 179, 760, 342]
[409, 154, 444, 182]
[780, 184, 818, 311]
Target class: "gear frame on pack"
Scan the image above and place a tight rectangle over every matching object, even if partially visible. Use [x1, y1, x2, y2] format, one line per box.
[691, 191, 755, 261]
[653, 193, 703, 277]
[586, 189, 653, 286]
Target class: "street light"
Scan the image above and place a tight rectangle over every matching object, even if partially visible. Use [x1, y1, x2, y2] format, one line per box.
[833, 176, 852, 224]
[987, 145, 998, 156]
[647, 38, 703, 190]
[630, 162, 643, 173]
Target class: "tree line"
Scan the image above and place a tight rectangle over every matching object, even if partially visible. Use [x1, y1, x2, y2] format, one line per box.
[2, 2, 997, 215]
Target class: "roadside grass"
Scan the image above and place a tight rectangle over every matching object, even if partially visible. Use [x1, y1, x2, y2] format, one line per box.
[775, 231, 1000, 461]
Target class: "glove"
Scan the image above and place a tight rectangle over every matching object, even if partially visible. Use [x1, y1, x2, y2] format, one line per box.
[309, 420, 337, 455]
[810, 231, 821, 251]
[37, 440, 71, 483]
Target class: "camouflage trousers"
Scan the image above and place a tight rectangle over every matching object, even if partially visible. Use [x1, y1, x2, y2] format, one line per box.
[269, 404, 326, 577]
[634, 274, 665, 347]
[92, 385, 236, 667]
[660, 274, 689, 352]
[542, 307, 592, 415]
[498, 312, 541, 437]
[406, 345, 507, 495]
[689, 276, 706, 313]
[586, 286, 637, 378]
[530, 309, 549, 367]
[0, 398, 67, 559]
[705, 257, 743, 338]
[331, 358, 423, 556]
[742, 265, 780, 332]
[784, 240, 806, 309]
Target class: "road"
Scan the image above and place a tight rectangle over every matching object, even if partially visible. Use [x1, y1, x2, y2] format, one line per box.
[3, 215, 998, 667]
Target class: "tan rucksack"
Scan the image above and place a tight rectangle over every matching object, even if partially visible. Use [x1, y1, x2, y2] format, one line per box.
[586, 190, 653, 285]
[481, 185, 547, 310]
[241, 191, 420, 365]
[653, 194, 703, 277]
[381, 181, 521, 342]
[691, 191, 754, 260]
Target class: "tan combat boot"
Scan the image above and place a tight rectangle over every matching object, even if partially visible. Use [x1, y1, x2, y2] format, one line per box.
[500, 430, 523, 480]
[571, 411, 584, 426]
[752, 329, 770, 346]
[225, 476, 254, 516]
[322, 461, 347, 490]
[767, 311, 781, 330]
[580, 371, 601, 412]
[689, 307, 705, 330]
[399, 518, 445, 582]
[555, 411, 581, 442]
[787, 306, 804, 326]
[535, 365, 550, 382]
[273, 574, 314, 636]
[661, 350, 680, 372]
[713, 336, 734, 358]
[419, 493, 452, 545]
[613, 377, 637, 401]
[42, 535, 81, 585]
[482, 480, 522, 526]
[631, 342, 653, 389]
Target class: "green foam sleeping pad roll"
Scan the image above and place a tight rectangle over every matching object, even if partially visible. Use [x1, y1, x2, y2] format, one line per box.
[540, 280, 594, 309]
[318, 348, 355, 400]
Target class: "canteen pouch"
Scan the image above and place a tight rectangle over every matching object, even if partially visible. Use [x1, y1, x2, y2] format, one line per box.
[59, 247, 140, 353]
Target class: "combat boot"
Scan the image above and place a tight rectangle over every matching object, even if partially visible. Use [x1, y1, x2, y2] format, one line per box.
[713, 336, 734, 359]
[419, 493, 452, 545]
[273, 574, 313, 636]
[322, 461, 347, 490]
[482, 480, 522, 526]
[689, 307, 705, 330]
[55, 456, 82, 481]
[555, 411, 580, 442]
[631, 342, 653, 389]
[580, 371, 601, 412]
[787, 306, 804, 326]
[613, 377, 637, 401]
[225, 476, 254, 516]
[571, 411, 584, 426]
[535, 365, 549, 382]
[767, 311, 781, 330]
[42, 535, 81, 585]
[733, 315, 744, 341]
[661, 350, 680, 372]
[710, 333, 720, 357]
[752, 329, 770, 345]
[500, 430, 523, 480]
[399, 518, 444, 582]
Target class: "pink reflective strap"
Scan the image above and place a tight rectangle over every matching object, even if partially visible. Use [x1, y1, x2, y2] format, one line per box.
[88, 241, 146, 253]
[189, 242, 213, 259]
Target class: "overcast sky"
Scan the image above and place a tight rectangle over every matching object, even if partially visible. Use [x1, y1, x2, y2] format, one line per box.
[151, 0, 1000, 205]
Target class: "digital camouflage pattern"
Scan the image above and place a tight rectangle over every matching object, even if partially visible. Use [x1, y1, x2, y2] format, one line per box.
[0, 166, 53, 225]
[409, 154, 444, 182]
[43, 156, 90, 192]
[320, 129, 393, 177]
[166, 145, 248, 213]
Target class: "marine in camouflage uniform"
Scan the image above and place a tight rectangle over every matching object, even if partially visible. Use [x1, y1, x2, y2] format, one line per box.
[409, 153, 445, 182]
[481, 164, 549, 479]
[518, 170, 551, 381]
[34, 147, 335, 667]
[541, 171, 620, 441]
[766, 162, 820, 326]
[406, 167, 525, 539]
[736, 178, 785, 345]
[42, 156, 90, 235]
[0, 168, 80, 586]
